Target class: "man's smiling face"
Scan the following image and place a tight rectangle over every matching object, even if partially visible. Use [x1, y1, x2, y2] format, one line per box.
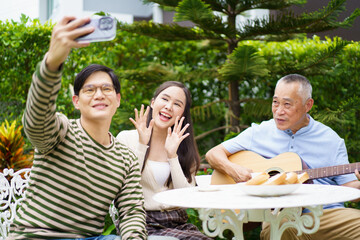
[72, 71, 120, 123]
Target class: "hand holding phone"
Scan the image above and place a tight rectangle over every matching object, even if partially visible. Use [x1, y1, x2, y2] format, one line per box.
[76, 16, 117, 43]
[47, 16, 94, 71]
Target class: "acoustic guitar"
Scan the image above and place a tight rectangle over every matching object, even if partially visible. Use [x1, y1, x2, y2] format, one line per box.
[211, 151, 360, 185]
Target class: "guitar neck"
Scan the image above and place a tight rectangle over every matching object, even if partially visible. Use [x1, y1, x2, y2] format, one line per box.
[294, 162, 360, 180]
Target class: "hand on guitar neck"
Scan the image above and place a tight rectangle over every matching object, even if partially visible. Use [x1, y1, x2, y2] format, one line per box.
[355, 169, 360, 181]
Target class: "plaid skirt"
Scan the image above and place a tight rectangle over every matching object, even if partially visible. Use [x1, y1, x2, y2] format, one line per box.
[146, 209, 212, 240]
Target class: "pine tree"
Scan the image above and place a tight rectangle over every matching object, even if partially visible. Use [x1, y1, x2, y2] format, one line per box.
[118, 0, 360, 129]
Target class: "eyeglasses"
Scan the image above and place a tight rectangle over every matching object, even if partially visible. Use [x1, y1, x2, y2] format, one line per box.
[81, 84, 115, 97]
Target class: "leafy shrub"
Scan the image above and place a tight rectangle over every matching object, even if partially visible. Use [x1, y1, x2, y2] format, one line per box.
[0, 120, 33, 171]
[0, 15, 52, 125]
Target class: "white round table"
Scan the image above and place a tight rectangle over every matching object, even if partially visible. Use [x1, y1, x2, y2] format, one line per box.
[153, 184, 360, 240]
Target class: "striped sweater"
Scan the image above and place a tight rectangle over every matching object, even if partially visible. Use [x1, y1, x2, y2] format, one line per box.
[8, 59, 147, 239]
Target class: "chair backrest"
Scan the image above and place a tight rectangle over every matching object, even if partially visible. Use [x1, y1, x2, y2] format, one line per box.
[0, 168, 120, 239]
[0, 168, 31, 240]
[109, 201, 120, 235]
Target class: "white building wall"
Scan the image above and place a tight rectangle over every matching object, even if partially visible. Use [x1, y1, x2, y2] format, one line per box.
[49, 0, 135, 23]
[49, 0, 82, 21]
[0, 0, 153, 24]
[0, 0, 268, 26]
[0, 0, 39, 22]
[237, 9, 270, 30]
[152, 3, 163, 24]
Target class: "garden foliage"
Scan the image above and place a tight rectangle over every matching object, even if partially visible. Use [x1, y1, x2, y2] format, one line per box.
[0, 120, 33, 171]
[1, 15, 360, 164]
[135, 0, 360, 128]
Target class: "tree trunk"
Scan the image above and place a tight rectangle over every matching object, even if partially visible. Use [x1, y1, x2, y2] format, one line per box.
[227, 10, 240, 130]
[229, 80, 240, 129]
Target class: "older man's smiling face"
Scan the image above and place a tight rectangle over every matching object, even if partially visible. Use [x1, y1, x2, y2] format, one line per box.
[272, 81, 313, 134]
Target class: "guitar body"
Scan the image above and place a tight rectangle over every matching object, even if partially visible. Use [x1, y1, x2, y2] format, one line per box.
[211, 151, 303, 185]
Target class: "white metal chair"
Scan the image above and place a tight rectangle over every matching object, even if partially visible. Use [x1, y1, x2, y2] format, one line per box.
[0, 168, 179, 240]
[0, 168, 31, 240]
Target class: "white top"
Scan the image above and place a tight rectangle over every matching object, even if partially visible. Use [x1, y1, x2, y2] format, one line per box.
[116, 130, 195, 211]
[148, 160, 171, 186]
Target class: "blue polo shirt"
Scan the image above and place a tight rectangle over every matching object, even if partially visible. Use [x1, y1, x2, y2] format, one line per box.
[222, 115, 357, 209]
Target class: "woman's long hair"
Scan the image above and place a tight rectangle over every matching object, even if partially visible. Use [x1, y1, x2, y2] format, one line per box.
[143, 81, 200, 185]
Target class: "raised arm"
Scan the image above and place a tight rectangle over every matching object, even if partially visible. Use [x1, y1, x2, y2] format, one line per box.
[46, 16, 93, 71]
[206, 144, 252, 183]
[165, 116, 195, 188]
[128, 105, 154, 168]
[22, 16, 94, 153]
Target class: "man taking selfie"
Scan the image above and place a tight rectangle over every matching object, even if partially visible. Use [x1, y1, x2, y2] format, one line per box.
[7, 16, 147, 240]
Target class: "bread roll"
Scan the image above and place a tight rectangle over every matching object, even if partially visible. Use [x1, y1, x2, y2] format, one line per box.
[245, 171, 308, 186]
[245, 172, 270, 185]
[285, 172, 298, 184]
[263, 172, 287, 185]
[297, 172, 309, 183]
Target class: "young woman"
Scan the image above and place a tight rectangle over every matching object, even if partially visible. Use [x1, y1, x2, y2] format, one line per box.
[117, 81, 212, 240]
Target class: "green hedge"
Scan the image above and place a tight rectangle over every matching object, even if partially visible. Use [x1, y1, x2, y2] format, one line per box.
[0, 16, 223, 139]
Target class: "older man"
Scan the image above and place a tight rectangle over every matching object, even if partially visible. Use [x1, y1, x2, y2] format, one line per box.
[206, 74, 360, 239]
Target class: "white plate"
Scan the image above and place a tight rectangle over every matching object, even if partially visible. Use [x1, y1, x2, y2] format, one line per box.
[238, 184, 301, 197]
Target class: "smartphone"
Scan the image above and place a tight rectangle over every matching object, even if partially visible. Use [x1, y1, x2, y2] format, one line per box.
[76, 16, 116, 43]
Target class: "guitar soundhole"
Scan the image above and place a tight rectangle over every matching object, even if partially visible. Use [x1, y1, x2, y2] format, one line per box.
[268, 170, 281, 177]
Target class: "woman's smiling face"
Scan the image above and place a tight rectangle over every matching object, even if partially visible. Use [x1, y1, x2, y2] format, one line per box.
[151, 86, 186, 129]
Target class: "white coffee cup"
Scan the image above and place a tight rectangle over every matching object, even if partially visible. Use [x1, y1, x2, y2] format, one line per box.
[195, 175, 212, 187]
